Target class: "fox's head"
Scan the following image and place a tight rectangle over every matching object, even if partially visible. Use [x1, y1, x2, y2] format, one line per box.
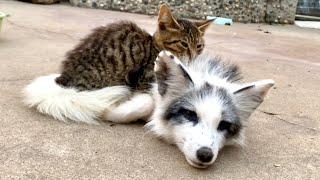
[147, 51, 274, 168]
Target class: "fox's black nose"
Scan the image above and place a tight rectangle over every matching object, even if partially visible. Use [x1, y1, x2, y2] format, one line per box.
[196, 147, 213, 163]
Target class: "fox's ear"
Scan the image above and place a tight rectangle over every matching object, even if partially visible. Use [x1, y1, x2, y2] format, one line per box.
[233, 79, 275, 120]
[194, 19, 214, 34]
[158, 4, 182, 31]
[154, 51, 193, 97]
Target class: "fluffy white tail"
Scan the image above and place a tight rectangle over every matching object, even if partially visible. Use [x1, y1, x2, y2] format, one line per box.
[23, 74, 130, 124]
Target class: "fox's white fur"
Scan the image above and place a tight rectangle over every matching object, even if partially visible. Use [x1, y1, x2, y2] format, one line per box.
[102, 93, 154, 123]
[24, 74, 154, 124]
[23, 51, 274, 168]
[146, 51, 274, 168]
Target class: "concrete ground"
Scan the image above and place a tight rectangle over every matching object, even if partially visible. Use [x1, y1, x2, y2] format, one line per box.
[0, 1, 319, 179]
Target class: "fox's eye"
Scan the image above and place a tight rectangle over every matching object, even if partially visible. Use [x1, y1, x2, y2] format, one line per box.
[178, 108, 198, 123]
[217, 120, 231, 131]
[218, 120, 240, 137]
[197, 44, 203, 49]
[180, 41, 188, 48]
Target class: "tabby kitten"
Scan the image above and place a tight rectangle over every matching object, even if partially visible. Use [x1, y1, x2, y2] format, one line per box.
[55, 4, 213, 91]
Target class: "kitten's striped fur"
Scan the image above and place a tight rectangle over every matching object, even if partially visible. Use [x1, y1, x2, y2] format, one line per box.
[56, 21, 157, 91]
[55, 4, 213, 91]
[23, 4, 213, 123]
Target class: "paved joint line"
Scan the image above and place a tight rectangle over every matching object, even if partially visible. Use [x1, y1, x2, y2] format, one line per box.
[258, 110, 319, 132]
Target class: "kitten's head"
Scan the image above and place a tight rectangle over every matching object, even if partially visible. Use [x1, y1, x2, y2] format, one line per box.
[154, 4, 213, 60]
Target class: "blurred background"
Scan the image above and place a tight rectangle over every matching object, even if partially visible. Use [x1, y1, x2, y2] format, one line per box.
[17, 0, 320, 25]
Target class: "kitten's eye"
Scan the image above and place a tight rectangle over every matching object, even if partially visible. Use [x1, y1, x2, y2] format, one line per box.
[180, 41, 189, 48]
[178, 108, 198, 123]
[197, 44, 203, 49]
[217, 120, 231, 131]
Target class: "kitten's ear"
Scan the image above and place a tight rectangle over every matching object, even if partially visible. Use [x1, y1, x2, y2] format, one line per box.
[158, 4, 182, 31]
[154, 51, 193, 97]
[233, 79, 275, 120]
[195, 19, 215, 34]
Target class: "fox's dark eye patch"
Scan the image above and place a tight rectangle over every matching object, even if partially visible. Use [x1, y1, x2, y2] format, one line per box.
[217, 120, 231, 131]
[217, 120, 241, 137]
[164, 97, 198, 125]
[178, 108, 198, 124]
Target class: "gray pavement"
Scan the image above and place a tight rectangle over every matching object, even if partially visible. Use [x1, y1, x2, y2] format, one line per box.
[0, 1, 319, 179]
